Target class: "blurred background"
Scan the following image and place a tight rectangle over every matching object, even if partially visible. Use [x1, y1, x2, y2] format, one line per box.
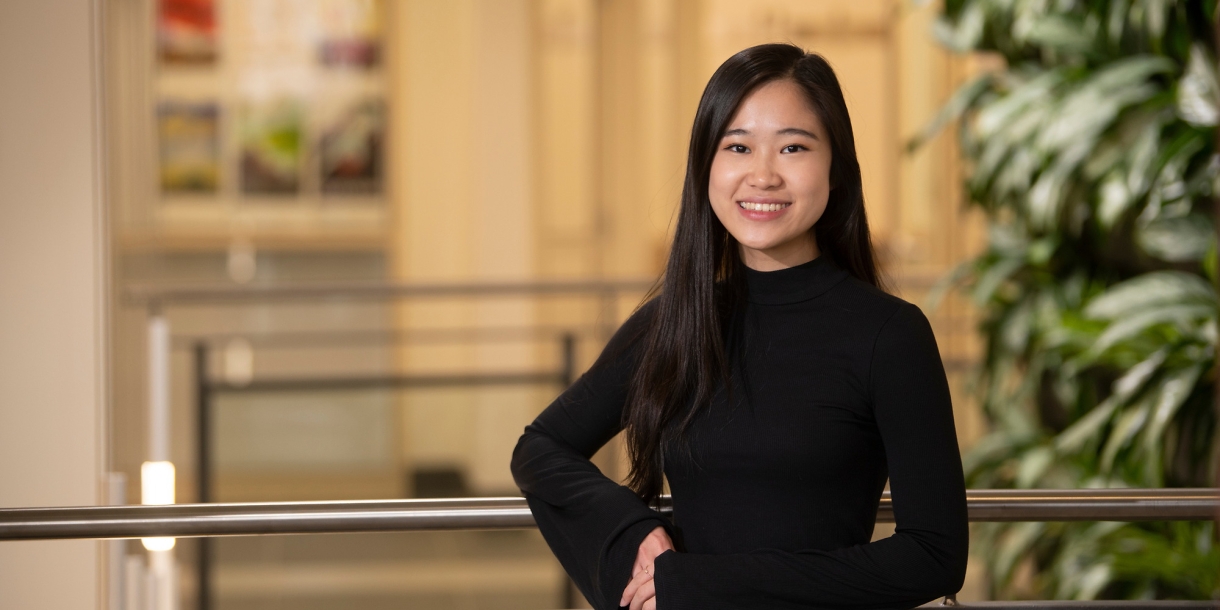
[1, 0, 1215, 608]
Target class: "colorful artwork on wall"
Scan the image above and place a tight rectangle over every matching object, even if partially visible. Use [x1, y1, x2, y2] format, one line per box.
[240, 100, 303, 195]
[232, 0, 312, 67]
[320, 99, 384, 194]
[158, 0, 218, 65]
[158, 101, 220, 193]
[317, 0, 382, 68]
[153, 0, 388, 203]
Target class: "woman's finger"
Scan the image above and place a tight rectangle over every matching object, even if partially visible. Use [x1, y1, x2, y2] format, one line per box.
[619, 569, 652, 607]
[643, 598, 656, 610]
[620, 571, 646, 607]
[628, 578, 656, 610]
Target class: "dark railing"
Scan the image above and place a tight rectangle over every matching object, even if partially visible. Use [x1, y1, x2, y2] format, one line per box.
[145, 279, 650, 610]
[191, 332, 578, 610]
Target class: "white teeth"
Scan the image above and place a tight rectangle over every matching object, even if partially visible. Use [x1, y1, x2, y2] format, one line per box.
[738, 201, 789, 212]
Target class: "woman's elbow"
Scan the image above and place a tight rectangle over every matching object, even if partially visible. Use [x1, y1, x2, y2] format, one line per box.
[940, 557, 968, 597]
[931, 534, 969, 596]
[510, 424, 554, 491]
[509, 430, 533, 490]
[909, 529, 968, 598]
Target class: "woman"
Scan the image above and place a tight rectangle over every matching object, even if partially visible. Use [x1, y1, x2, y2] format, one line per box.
[511, 43, 968, 610]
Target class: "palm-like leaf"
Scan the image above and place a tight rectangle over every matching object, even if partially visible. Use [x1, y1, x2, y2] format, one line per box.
[919, 0, 1218, 600]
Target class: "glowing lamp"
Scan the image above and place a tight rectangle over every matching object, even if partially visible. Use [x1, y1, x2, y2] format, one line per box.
[140, 461, 176, 551]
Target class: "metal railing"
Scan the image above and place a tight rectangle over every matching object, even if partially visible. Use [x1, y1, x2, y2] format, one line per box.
[125, 278, 657, 307]
[2, 488, 1215, 541]
[3, 490, 1218, 609]
[192, 333, 579, 503]
[933, 604, 1217, 609]
[190, 333, 580, 610]
[112, 281, 1220, 608]
[128, 278, 661, 610]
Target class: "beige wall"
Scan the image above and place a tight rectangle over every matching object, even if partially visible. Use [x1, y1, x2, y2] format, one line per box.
[0, 0, 108, 608]
[387, 0, 986, 490]
[391, 0, 539, 493]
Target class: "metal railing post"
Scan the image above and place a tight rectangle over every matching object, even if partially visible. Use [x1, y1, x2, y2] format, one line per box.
[194, 342, 211, 610]
[107, 473, 127, 610]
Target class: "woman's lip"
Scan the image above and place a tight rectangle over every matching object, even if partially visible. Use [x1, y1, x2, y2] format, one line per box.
[737, 198, 788, 204]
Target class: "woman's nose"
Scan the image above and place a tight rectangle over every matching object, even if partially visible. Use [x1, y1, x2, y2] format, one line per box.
[747, 154, 782, 188]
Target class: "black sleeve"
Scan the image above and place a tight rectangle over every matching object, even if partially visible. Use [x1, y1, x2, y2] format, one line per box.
[650, 303, 969, 610]
[510, 301, 672, 610]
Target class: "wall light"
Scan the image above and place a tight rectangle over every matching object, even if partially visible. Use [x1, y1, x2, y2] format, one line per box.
[141, 460, 176, 551]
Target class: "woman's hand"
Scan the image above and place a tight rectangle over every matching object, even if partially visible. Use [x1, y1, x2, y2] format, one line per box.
[619, 526, 674, 609]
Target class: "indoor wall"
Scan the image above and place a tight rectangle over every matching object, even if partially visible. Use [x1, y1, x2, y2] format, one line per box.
[0, 0, 109, 608]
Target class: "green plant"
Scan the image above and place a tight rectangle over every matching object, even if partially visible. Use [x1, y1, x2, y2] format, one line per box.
[915, 0, 1220, 600]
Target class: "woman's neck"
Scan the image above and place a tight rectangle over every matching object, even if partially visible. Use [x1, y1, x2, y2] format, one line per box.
[739, 239, 820, 271]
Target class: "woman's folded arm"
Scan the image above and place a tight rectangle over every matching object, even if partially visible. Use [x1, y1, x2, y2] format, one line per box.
[511, 302, 671, 610]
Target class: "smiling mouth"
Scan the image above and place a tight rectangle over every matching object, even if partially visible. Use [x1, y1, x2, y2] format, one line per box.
[738, 201, 791, 212]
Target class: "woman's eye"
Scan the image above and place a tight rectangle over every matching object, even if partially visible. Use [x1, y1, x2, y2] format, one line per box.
[782, 144, 806, 153]
[725, 144, 749, 153]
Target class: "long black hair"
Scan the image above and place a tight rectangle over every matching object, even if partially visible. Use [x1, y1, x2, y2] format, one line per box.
[623, 43, 883, 503]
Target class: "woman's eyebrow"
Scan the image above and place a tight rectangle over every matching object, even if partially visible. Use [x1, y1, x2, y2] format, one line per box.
[777, 127, 819, 139]
[721, 127, 819, 139]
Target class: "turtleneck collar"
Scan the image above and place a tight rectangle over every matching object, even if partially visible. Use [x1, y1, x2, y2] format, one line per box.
[743, 255, 850, 305]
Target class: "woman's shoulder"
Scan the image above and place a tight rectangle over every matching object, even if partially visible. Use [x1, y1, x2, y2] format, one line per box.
[828, 271, 926, 326]
[586, 297, 659, 372]
[619, 296, 661, 335]
[828, 276, 941, 361]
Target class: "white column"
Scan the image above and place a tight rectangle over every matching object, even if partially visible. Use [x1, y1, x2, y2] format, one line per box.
[148, 550, 178, 610]
[147, 315, 170, 464]
[0, 0, 108, 607]
[142, 313, 177, 608]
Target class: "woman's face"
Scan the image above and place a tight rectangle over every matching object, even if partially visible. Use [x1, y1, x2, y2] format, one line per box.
[708, 79, 832, 271]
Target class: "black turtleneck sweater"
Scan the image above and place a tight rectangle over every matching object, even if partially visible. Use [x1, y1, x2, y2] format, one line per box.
[510, 257, 969, 610]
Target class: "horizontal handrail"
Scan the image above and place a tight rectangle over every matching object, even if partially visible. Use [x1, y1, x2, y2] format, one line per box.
[126, 278, 656, 306]
[174, 324, 601, 349]
[1, 489, 1214, 541]
[934, 603, 1219, 608]
[205, 370, 567, 393]
[124, 275, 960, 308]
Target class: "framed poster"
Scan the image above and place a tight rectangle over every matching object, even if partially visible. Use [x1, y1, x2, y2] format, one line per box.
[240, 99, 303, 195]
[320, 99, 384, 194]
[158, 0, 217, 65]
[158, 101, 220, 193]
[317, 0, 382, 68]
[150, 0, 390, 210]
